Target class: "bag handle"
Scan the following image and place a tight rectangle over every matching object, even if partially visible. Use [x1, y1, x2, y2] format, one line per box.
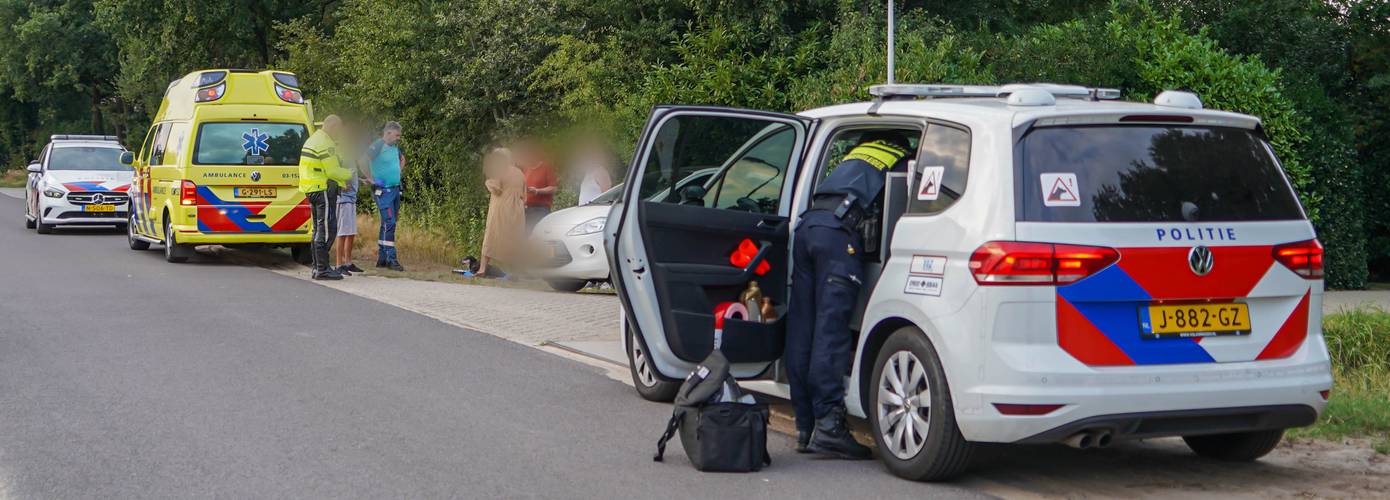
[653, 408, 684, 462]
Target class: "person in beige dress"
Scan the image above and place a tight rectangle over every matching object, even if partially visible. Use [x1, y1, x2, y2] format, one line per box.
[478, 147, 526, 278]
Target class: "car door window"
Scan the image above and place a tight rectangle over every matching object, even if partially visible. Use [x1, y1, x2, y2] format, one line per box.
[638, 115, 798, 214]
[909, 123, 971, 214]
[148, 124, 170, 166]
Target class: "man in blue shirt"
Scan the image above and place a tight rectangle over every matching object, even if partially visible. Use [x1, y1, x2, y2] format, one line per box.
[366, 121, 406, 271]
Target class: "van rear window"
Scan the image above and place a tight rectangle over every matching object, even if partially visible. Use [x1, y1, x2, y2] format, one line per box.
[1018, 126, 1304, 222]
[194, 123, 308, 166]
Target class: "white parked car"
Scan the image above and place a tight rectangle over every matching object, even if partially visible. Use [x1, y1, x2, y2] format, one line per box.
[607, 87, 1332, 480]
[25, 135, 133, 234]
[532, 168, 719, 292]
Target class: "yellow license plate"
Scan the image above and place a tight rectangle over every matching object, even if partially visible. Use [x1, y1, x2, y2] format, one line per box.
[1141, 303, 1251, 339]
[235, 187, 276, 199]
[84, 204, 116, 212]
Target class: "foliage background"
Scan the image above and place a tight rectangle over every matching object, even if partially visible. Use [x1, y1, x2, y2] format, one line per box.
[0, 0, 1385, 288]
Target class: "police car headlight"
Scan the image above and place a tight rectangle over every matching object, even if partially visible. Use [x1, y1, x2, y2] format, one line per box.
[567, 217, 606, 236]
[43, 188, 64, 198]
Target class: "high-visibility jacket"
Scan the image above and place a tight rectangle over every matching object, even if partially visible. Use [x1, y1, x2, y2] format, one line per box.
[812, 140, 910, 213]
[298, 130, 352, 193]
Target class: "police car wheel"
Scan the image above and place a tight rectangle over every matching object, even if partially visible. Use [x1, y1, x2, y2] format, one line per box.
[290, 244, 313, 265]
[24, 216, 35, 229]
[35, 217, 52, 234]
[869, 327, 973, 481]
[626, 322, 679, 402]
[1183, 429, 1284, 462]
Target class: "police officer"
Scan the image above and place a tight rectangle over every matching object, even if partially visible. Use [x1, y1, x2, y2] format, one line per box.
[786, 132, 912, 460]
[299, 115, 353, 280]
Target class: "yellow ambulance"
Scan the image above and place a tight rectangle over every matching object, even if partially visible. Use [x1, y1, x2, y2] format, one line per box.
[126, 69, 315, 263]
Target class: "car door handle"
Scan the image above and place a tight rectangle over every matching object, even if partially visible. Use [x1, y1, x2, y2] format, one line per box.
[632, 265, 646, 274]
[755, 219, 783, 230]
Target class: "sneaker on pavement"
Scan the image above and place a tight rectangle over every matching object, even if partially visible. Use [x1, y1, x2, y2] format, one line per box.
[388, 262, 406, 272]
[336, 265, 353, 276]
[346, 264, 365, 273]
[312, 269, 344, 281]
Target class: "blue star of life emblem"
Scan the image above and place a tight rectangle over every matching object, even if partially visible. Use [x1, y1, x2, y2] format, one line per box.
[242, 129, 270, 156]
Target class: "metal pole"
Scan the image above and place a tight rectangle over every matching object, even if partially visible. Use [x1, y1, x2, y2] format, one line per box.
[886, 0, 895, 84]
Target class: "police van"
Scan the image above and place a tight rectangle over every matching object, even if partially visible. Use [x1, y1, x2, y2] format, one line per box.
[607, 84, 1332, 480]
[126, 69, 315, 263]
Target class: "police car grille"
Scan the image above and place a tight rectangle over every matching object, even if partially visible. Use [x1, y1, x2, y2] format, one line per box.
[67, 192, 130, 205]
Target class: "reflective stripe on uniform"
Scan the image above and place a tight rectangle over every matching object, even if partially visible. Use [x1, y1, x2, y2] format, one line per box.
[842, 141, 908, 171]
[379, 240, 395, 247]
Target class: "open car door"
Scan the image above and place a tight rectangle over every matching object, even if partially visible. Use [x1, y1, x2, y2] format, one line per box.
[607, 106, 817, 381]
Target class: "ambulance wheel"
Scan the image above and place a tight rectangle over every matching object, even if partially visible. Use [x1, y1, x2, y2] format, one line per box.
[35, 218, 52, 234]
[290, 245, 313, 265]
[127, 213, 149, 250]
[546, 279, 587, 292]
[626, 321, 679, 402]
[869, 327, 974, 482]
[163, 217, 191, 263]
[1184, 429, 1284, 462]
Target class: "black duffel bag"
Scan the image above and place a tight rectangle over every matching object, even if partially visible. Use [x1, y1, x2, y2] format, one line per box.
[654, 350, 771, 472]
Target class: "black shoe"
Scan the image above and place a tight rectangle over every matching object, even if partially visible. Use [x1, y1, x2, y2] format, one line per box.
[808, 407, 872, 460]
[796, 430, 812, 454]
[336, 265, 352, 276]
[388, 262, 406, 272]
[312, 269, 344, 281]
[346, 264, 365, 273]
[376, 260, 389, 268]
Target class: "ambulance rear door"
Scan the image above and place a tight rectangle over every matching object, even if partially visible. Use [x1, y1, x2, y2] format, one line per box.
[608, 106, 817, 380]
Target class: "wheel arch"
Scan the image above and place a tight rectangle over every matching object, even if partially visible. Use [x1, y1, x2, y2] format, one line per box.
[854, 316, 917, 415]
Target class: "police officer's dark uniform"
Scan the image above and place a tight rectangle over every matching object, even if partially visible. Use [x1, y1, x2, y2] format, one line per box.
[786, 134, 911, 459]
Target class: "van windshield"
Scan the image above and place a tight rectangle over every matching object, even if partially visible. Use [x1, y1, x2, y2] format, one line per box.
[48, 146, 127, 171]
[1018, 125, 1304, 222]
[194, 123, 308, 166]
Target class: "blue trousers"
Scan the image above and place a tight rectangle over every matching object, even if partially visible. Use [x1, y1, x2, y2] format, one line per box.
[784, 209, 863, 432]
[374, 186, 401, 264]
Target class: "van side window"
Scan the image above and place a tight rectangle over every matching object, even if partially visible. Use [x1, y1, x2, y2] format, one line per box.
[163, 123, 189, 166]
[148, 124, 170, 166]
[638, 115, 798, 213]
[909, 123, 971, 214]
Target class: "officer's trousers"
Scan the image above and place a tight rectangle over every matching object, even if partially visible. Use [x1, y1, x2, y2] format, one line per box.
[307, 184, 339, 273]
[785, 209, 863, 432]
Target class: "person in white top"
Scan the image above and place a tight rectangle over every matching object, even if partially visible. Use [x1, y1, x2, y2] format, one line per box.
[573, 139, 614, 206]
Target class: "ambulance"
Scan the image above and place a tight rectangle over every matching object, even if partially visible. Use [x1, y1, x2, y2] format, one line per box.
[607, 84, 1333, 480]
[126, 69, 315, 263]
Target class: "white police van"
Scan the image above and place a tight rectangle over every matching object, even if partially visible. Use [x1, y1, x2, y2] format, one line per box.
[606, 84, 1332, 480]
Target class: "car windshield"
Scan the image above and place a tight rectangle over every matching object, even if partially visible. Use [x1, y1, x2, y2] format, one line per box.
[47, 146, 127, 171]
[194, 123, 308, 166]
[587, 183, 623, 205]
[1018, 125, 1304, 222]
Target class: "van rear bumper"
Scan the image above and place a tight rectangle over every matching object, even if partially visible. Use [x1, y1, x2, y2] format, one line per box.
[174, 228, 311, 245]
[1014, 404, 1317, 444]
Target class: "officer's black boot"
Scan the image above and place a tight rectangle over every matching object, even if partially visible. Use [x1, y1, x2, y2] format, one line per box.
[808, 406, 872, 460]
[796, 430, 812, 454]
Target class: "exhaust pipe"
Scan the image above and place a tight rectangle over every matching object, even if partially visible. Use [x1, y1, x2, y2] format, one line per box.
[1063, 432, 1094, 449]
[1094, 430, 1113, 448]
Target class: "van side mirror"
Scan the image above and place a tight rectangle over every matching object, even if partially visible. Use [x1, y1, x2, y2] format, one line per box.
[119, 151, 134, 166]
[26, 161, 40, 173]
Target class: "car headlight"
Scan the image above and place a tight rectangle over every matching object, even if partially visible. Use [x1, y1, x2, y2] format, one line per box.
[43, 187, 64, 198]
[567, 217, 607, 236]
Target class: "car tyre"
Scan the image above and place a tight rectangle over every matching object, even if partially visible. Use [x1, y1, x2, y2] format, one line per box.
[546, 279, 588, 292]
[290, 244, 313, 265]
[163, 217, 191, 263]
[35, 217, 52, 234]
[626, 321, 679, 402]
[127, 213, 149, 250]
[25, 217, 35, 229]
[869, 326, 974, 482]
[1183, 429, 1284, 462]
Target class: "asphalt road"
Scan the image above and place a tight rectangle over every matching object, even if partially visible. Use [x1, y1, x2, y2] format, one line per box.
[0, 193, 984, 497]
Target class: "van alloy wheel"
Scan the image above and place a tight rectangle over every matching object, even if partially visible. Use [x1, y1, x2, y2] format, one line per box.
[625, 322, 679, 402]
[878, 350, 932, 460]
[632, 338, 658, 387]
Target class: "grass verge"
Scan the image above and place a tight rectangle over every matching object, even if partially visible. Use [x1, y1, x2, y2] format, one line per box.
[1291, 306, 1390, 453]
[0, 168, 26, 188]
[344, 212, 558, 292]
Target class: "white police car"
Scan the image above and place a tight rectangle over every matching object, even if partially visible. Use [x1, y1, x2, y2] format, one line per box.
[606, 86, 1332, 480]
[25, 135, 133, 234]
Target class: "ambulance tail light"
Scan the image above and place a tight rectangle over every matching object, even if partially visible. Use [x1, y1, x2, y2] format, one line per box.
[1273, 239, 1323, 279]
[970, 241, 1118, 286]
[195, 83, 225, 102]
[275, 84, 303, 104]
[180, 180, 198, 206]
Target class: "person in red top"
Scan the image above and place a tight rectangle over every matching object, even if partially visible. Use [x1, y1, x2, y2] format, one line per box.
[518, 138, 558, 230]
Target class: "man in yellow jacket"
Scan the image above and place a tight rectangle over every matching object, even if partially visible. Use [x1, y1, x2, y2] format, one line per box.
[299, 114, 353, 280]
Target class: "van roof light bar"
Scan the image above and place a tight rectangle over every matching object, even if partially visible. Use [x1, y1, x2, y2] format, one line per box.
[50, 134, 119, 142]
[868, 83, 1122, 101]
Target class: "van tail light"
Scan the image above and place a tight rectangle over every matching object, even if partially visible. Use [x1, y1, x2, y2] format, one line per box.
[970, 241, 1119, 286]
[180, 180, 198, 206]
[1273, 239, 1323, 279]
[195, 83, 225, 102]
[275, 84, 303, 104]
[993, 403, 1065, 416]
